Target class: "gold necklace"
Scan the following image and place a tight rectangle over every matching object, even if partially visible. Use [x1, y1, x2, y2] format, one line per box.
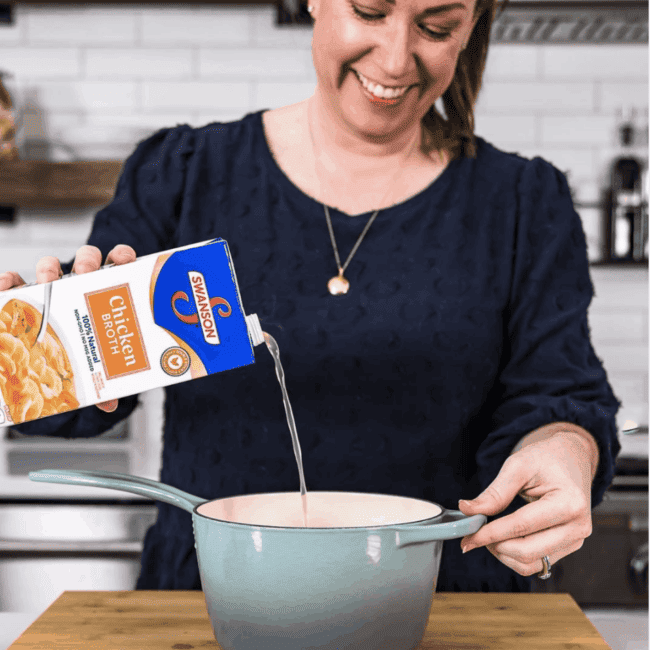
[306, 101, 419, 295]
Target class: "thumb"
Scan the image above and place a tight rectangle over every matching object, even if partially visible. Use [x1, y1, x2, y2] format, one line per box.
[459, 463, 524, 516]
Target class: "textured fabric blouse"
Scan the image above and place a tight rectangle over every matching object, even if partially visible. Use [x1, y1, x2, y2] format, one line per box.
[14, 109, 622, 593]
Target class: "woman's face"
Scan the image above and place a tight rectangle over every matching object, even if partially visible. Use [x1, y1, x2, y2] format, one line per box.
[310, 0, 479, 143]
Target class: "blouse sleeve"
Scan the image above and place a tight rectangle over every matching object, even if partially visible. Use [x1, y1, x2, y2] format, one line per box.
[65, 125, 195, 272]
[10, 126, 194, 439]
[475, 157, 622, 510]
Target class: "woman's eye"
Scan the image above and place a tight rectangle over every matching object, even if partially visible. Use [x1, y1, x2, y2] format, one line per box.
[351, 5, 451, 41]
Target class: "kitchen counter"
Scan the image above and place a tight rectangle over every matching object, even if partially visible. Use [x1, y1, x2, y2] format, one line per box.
[3, 590, 611, 649]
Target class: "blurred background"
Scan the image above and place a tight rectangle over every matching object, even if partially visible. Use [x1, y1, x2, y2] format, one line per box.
[0, 1, 647, 649]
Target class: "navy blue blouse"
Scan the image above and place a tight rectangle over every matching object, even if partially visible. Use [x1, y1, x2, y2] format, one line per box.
[14, 110, 621, 593]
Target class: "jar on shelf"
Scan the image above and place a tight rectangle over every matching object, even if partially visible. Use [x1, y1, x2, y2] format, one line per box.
[0, 72, 19, 161]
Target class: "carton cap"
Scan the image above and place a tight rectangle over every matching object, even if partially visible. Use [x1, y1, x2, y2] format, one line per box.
[246, 313, 265, 347]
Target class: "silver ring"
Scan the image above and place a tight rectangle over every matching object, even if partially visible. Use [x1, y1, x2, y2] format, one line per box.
[538, 555, 552, 580]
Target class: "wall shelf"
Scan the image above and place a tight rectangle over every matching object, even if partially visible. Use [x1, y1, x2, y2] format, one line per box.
[590, 260, 648, 267]
[0, 160, 122, 210]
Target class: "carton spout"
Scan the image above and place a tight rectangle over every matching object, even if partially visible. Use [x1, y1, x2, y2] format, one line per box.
[246, 313, 265, 347]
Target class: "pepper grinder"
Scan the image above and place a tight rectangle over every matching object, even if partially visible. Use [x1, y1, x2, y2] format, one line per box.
[603, 107, 647, 262]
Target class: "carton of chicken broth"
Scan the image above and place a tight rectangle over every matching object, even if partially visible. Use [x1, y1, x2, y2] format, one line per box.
[0, 238, 264, 425]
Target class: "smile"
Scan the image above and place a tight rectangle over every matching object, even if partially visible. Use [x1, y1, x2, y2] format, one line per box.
[353, 70, 414, 102]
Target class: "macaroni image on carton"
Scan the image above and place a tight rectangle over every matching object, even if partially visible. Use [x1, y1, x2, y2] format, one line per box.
[0, 239, 264, 426]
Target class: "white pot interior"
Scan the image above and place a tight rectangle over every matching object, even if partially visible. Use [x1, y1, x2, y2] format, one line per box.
[196, 491, 443, 528]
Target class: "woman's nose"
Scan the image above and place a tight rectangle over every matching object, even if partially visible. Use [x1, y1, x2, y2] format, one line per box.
[377, 24, 418, 80]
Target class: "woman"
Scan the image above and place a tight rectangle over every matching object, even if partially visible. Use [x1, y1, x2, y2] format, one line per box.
[1, 0, 621, 593]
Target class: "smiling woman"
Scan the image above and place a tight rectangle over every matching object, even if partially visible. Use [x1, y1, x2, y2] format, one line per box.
[307, 0, 508, 162]
[1, 0, 622, 603]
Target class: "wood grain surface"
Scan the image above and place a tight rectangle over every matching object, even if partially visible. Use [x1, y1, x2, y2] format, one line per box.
[0, 160, 123, 209]
[8, 590, 610, 649]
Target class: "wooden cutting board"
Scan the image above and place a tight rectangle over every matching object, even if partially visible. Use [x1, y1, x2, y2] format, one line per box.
[8, 591, 610, 649]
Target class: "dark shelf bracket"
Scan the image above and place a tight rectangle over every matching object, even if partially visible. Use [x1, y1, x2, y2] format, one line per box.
[0, 4, 13, 25]
[0, 205, 16, 222]
[277, 0, 313, 25]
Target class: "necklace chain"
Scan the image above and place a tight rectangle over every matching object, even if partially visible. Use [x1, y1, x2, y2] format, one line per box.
[306, 100, 419, 293]
[323, 204, 380, 275]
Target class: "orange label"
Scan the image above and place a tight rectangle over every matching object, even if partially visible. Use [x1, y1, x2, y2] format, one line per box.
[85, 284, 150, 379]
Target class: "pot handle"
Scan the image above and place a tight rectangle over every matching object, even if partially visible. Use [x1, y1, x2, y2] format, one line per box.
[29, 469, 204, 513]
[392, 509, 487, 547]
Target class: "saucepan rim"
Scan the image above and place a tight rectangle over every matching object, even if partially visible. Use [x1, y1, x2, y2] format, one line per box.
[192, 489, 446, 531]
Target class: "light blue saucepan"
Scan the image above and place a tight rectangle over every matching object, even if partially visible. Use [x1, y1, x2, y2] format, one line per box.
[29, 469, 486, 650]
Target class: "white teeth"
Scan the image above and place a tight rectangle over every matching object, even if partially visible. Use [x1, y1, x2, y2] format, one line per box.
[355, 71, 408, 100]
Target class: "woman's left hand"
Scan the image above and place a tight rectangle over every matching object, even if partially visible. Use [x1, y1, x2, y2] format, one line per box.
[458, 431, 596, 577]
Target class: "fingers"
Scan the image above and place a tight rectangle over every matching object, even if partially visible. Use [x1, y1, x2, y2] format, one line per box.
[35, 256, 63, 284]
[71, 245, 103, 274]
[483, 526, 586, 577]
[460, 485, 592, 577]
[461, 488, 589, 552]
[3, 244, 136, 292]
[0, 271, 27, 291]
[105, 244, 136, 266]
[458, 455, 532, 519]
[96, 399, 118, 413]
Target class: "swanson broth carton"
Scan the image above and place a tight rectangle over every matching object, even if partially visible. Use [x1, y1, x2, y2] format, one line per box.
[0, 239, 264, 426]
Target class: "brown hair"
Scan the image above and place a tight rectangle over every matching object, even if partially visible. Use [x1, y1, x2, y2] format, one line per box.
[422, 0, 509, 160]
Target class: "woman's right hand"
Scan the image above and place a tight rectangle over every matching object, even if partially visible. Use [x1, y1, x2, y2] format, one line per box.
[0, 244, 137, 413]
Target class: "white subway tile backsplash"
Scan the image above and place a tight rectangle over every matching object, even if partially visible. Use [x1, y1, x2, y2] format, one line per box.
[542, 45, 649, 80]
[0, 243, 86, 279]
[607, 372, 648, 406]
[34, 112, 85, 141]
[26, 6, 138, 46]
[17, 212, 95, 247]
[86, 49, 193, 80]
[200, 48, 312, 79]
[579, 181, 605, 204]
[478, 82, 594, 112]
[577, 207, 603, 262]
[483, 45, 539, 80]
[474, 115, 536, 146]
[591, 268, 649, 309]
[143, 82, 250, 111]
[594, 344, 649, 373]
[18, 81, 139, 112]
[0, 48, 80, 79]
[141, 6, 251, 46]
[590, 312, 646, 343]
[540, 115, 614, 146]
[513, 147, 597, 181]
[255, 81, 317, 109]
[600, 82, 649, 114]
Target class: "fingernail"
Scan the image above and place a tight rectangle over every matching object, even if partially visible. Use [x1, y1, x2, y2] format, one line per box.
[101, 399, 118, 412]
[462, 545, 471, 554]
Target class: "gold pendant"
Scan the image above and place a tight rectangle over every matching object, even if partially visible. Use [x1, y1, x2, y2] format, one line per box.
[328, 273, 350, 295]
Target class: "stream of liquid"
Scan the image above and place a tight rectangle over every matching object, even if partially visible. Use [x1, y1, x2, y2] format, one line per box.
[263, 332, 309, 527]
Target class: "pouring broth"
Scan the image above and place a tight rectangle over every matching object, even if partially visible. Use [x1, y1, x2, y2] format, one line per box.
[263, 332, 309, 526]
